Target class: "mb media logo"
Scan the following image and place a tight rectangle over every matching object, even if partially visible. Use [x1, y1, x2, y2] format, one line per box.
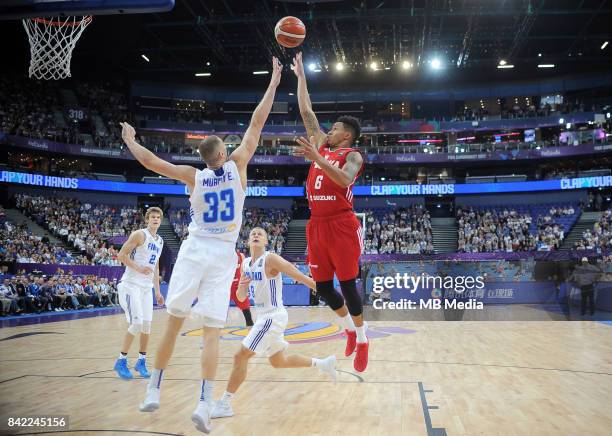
[184, 322, 417, 343]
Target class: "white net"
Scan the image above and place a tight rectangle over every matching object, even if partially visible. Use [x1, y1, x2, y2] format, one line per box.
[22, 16, 92, 80]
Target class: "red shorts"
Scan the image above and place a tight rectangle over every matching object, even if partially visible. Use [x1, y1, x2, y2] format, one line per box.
[306, 212, 363, 282]
[230, 283, 251, 310]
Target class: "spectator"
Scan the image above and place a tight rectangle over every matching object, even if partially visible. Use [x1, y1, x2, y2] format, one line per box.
[0, 278, 21, 316]
[362, 206, 434, 254]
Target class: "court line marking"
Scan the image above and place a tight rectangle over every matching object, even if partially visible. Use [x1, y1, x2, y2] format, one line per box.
[81, 364, 365, 382]
[0, 332, 64, 341]
[9, 430, 182, 436]
[418, 382, 447, 436]
[0, 375, 27, 385]
[3, 357, 609, 376]
[336, 369, 364, 382]
[0, 374, 418, 385]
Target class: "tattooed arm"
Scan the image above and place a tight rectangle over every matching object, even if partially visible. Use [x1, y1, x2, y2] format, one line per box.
[292, 52, 327, 147]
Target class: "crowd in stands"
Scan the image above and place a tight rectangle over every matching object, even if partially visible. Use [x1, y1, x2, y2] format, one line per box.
[3, 76, 609, 158]
[0, 77, 80, 144]
[534, 209, 571, 251]
[0, 220, 89, 265]
[0, 272, 119, 316]
[457, 204, 580, 252]
[237, 208, 291, 254]
[76, 82, 131, 150]
[170, 207, 291, 255]
[455, 100, 590, 122]
[458, 207, 537, 252]
[362, 206, 434, 254]
[14, 194, 143, 265]
[576, 210, 612, 250]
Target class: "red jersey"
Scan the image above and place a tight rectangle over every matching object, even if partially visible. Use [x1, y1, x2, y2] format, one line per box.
[306, 145, 364, 218]
[230, 251, 250, 309]
[231, 251, 245, 292]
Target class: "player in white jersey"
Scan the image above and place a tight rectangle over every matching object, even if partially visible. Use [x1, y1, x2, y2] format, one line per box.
[113, 207, 165, 379]
[120, 57, 282, 433]
[210, 227, 337, 419]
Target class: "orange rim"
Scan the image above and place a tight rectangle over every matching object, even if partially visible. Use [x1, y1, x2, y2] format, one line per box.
[31, 16, 92, 27]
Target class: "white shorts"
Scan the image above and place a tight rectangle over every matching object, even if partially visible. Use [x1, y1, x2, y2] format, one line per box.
[165, 235, 237, 327]
[118, 280, 153, 325]
[243, 309, 289, 357]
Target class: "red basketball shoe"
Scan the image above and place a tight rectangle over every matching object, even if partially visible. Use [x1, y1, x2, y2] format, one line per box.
[344, 329, 356, 357]
[354, 341, 369, 372]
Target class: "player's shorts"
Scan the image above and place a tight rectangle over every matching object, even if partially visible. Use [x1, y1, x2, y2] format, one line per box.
[230, 283, 251, 310]
[242, 309, 288, 357]
[306, 212, 363, 282]
[165, 235, 237, 327]
[118, 280, 153, 325]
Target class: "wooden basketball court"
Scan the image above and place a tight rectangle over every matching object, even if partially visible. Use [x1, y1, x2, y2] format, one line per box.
[1, 307, 611, 435]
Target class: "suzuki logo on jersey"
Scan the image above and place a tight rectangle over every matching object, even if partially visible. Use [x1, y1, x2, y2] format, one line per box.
[147, 243, 160, 253]
[246, 271, 263, 281]
[309, 195, 337, 201]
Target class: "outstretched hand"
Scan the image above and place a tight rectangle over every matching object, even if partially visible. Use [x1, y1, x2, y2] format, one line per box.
[291, 52, 304, 78]
[292, 136, 321, 162]
[270, 56, 283, 88]
[119, 122, 136, 143]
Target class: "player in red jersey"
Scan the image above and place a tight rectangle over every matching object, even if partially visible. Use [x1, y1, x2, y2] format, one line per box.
[291, 52, 368, 372]
[230, 251, 253, 326]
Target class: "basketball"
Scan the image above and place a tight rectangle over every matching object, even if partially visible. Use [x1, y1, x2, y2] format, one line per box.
[274, 16, 305, 48]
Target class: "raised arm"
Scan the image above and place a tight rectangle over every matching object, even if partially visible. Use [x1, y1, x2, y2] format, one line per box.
[265, 253, 316, 290]
[120, 122, 196, 192]
[291, 52, 327, 147]
[231, 57, 282, 185]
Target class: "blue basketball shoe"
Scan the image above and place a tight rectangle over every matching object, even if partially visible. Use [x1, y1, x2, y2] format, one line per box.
[114, 358, 133, 380]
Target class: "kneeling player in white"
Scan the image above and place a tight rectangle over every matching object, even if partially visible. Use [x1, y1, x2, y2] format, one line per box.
[211, 227, 337, 419]
[114, 207, 165, 379]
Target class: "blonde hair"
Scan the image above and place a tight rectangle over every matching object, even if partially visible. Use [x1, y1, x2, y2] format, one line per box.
[198, 135, 224, 164]
[145, 207, 163, 222]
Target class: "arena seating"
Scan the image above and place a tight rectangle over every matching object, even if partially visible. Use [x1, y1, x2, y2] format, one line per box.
[360, 206, 434, 254]
[1, 219, 86, 265]
[14, 194, 143, 265]
[0, 272, 119, 316]
[576, 209, 612, 250]
[457, 203, 580, 252]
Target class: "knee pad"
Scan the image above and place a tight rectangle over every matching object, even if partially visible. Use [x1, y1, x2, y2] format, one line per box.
[316, 280, 344, 311]
[166, 306, 189, 318]
[201, 316, 225, 329]
[141, 321, 151, 335]
[339, 278, 363, 316]
[128, 323, 142, 335]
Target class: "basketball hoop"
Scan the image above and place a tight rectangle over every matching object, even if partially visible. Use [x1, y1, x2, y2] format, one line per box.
[22, 16, 92, 80]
